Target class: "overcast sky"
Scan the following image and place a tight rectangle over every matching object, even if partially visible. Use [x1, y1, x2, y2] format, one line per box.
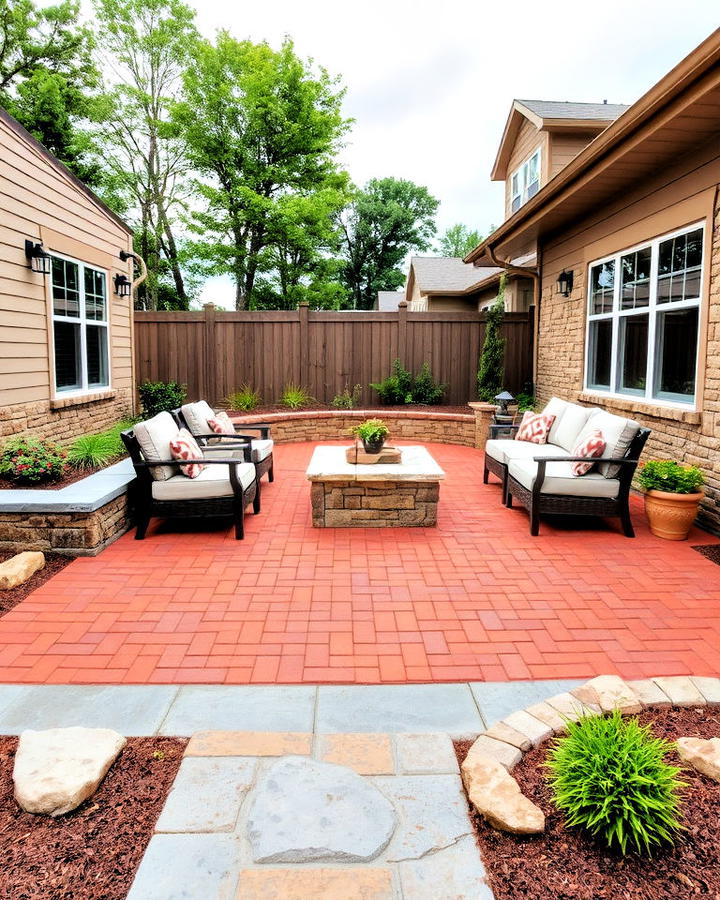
[81, 0, 720, 306]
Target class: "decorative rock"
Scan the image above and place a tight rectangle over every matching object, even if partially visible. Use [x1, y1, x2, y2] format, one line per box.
[545, 691, 600, 720]
[653, 676, 706, 708]
[627, 679, 672, 708]
[464, 734, 521, 771]
[691, 677, 720, 706]
[461, 753, 544, 834]
[0, 551, 44, 589]
[13, 726, 126, 816]
[484, 721, 532, 751]
[572, 675, 643, 715]
[524, 701, 568, 733]
[245, 756, 396, 863]
[502, 710, 553, 747]
[676, 737, 720, 782]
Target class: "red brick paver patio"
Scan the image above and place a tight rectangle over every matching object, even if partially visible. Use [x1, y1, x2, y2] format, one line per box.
[1, 442, 719, 684]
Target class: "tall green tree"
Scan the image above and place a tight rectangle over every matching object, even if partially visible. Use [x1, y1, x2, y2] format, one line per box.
[477, 275, 506, 401]
[339, 177, 439, 310]
[0, 0, 102, 184]
[438, 223, 482, 258]
[173, 34, 350, 310]
[93, 0, 198, 309]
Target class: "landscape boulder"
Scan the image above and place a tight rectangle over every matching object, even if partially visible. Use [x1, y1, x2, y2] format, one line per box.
[676, 736, 720, 782]
[0, 552, 44, 589]
[461, 748, 544, 834]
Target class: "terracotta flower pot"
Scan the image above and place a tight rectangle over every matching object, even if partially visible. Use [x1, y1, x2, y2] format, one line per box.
[644, 489, 704, 541]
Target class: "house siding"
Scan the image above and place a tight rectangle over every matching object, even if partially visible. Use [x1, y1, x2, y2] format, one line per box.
[0, 115, 135, 441]
[547, 131, 599, 179]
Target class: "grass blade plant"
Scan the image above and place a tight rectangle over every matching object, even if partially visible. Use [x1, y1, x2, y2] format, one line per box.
[67, 420, 136, 470]
[280, 383, 313, 410]
[546, 710, 685, 855]
[226, 384, 262, 411]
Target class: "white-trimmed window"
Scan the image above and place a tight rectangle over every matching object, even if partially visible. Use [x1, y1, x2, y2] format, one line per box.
[585, 223, 703, 406]
[51, 254, 110, 394]
[510, 148, 541, 213]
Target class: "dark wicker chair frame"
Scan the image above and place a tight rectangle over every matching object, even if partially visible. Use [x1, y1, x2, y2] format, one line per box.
[172, 409, 274, 487]
[120, 428, 259, 540]
[483, 423, 521, 501]
[504, 427, 651, 537]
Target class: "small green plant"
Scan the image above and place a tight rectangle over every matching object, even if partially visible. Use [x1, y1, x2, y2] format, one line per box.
[352, 418, 389, 448]
[332, 384, 363, 409]
[0, 436, 69, 484]
[477, 279, 506, 401]
[67, 420, 134, 470]
[637, 460, 704, 495]
[412, 362, 446, 405]
[280, 383, 313, 410]
[152, 749, 165, 761]
[370, 359, 445, 405]
[138, 380, 187, 418]
[226, 384, 262, 411]
[514, 391, 535, 412]
[546, 710, 685, 855]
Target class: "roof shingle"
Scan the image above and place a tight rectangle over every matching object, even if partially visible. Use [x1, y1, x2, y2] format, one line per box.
[410, 257, 501, 293]
[518, 99, 630, 121]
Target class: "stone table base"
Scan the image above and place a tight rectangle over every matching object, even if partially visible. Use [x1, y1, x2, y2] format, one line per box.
[311, 481, 440, 527]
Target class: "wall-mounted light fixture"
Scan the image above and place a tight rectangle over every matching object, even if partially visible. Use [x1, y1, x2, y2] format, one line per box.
[114, 273, 132, 297]
[557, 269, 574, 297]
[25, 240, 51, 275]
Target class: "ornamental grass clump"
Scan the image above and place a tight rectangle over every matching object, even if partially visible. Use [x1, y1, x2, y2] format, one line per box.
[226, 384, 262, 411]
[280, 383, 313, 410]
[546, 711, 685, 855]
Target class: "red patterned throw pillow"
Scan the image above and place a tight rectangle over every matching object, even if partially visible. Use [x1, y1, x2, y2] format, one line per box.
[169, 429, 206, 479]
[207, 411, 235, 436]
[515, 411, 555, 445]
[570, 429, 606, 476]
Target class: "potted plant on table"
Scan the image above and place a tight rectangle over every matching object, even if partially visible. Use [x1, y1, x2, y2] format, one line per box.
[637, 460, 704, 541]
[352, 419, 389, 454]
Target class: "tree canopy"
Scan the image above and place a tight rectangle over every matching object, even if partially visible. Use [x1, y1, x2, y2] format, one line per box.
[437, 223, 482, 258]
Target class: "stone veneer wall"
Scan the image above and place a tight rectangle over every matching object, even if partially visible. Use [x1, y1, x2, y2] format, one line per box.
[311, 481, 440, 528]
[0, 389, 134, 443]
[535, 196, 720, 535]
[0, 494, 131, 556]
[233, 410, 476, 447]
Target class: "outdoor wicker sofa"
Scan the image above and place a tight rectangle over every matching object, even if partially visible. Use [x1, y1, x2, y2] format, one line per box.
[121, 412, 259, 540]
[483, 397, 651, 536]
[173, 400, 274, 486]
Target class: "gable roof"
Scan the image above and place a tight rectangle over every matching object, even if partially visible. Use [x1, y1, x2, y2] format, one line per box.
[0, 107, 132, 235]
[409, 257, 501, 294]
[377, 291, 404, 311]
[491, 98, 629, 181]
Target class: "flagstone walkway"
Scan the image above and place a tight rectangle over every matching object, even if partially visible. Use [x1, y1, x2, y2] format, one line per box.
[0, 441, 718, 685]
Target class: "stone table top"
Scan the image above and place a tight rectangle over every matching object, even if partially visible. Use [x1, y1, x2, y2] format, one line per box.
[305, 446, 445, 483]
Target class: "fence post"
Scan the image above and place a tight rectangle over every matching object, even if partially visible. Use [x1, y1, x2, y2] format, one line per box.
[398, 300, 408, 364]
[298, 302, 310, 388]
[203, 302, 216, 404]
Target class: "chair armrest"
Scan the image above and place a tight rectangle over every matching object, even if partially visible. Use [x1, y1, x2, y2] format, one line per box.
[532, 456, 639, 465]
[136, 457, 251, 468]
[234, 423, 271, 439]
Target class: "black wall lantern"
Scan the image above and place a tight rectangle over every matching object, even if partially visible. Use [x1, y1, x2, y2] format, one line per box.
[25, 240, 51, 275]
[557, 269, 574, 297]
[114, 273, 132, 297]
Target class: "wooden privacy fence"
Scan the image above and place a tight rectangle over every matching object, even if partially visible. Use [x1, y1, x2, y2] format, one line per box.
[134, 304, 534, 407]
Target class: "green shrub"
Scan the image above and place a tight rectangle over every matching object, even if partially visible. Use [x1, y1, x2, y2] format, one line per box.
[370, 359, 445, 405]
[138, 380, 187, 418]
[637, 460, 704, 495]
[332, 384, 363, 409]
[546, 710, 685, 855]
[226, 384, 262, 411]
[0, 436, 69, 484]
[514, 391, 535, 412]
[67, 420, 134, 470]
[352, 418, 389, 444]
[477, 279, 506, 401]
[280, 383, 313, 410]
[412, 362, 446, 404]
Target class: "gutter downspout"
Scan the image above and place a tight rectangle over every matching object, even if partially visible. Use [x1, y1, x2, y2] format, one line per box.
[483, 245, 541, 390]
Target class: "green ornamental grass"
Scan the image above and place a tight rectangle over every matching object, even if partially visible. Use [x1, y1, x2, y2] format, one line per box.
[280, 383, 313, 410]
[226, 384, 262, 411]
[546, 711, 685, 855]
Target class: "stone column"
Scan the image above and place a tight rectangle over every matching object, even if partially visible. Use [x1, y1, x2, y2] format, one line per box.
[468, 402, 496, 451]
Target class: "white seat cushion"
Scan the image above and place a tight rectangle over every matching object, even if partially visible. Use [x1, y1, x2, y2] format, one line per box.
[486, 439, 569, 466]
[133, 411, 181, 481]
[181, 400, 216, 436]
[251, 439, 273, 462]
[551, 404, 594, 452]
[151, 462, 255, 501]
[508, 458, 620, 499]
[581, 411, 640, 478]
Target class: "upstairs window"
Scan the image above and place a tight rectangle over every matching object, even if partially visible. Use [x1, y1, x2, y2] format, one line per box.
[585, 224, 703, 406]
[51, 255, 109, 394]
[510, 148, 541, 213]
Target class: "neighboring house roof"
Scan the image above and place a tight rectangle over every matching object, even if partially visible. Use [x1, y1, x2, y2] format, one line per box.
[491, 98, 629, 181]
[408, 257, 502, 295]
[377, 291, 404, 310]
[0, 107, 132, 235]
[468, 28, 720, 268]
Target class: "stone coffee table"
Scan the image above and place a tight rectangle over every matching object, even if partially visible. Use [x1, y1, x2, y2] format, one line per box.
[306, 445, 445, 527]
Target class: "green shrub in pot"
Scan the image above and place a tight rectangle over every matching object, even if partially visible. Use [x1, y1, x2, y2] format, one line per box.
[352, 419, 389, 454]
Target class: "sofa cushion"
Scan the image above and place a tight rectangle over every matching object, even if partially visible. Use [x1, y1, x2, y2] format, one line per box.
[169, 429, 206, 479]
[181, 400, 215, 436]
[552, 404, 594, 452]
[486, 439, 569, 467]
[508, 458, 620, 499]
[570, 428, 606, 476]
[251, 439, 273, 463]
[151, 461, 255, 501]
[542, 397, 571, 445]
[583, 411, 640, 478]
[133, 411, 180, 481]
[516, 411, 555, 444]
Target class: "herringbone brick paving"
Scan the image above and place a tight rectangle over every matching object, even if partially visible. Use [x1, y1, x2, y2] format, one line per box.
[0, 442, 718, 684]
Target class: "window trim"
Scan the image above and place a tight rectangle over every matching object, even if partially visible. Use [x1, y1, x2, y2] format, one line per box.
[583, 222, 704, 410]
[50, 250, 112, 399]
[510, 147, 542, 213]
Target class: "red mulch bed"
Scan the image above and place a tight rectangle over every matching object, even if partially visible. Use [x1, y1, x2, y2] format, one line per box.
[0, 552, 72, 618]
[233, 402, 474, 416]
[455, 706, 720, 900]
[0, 735, 187, 900]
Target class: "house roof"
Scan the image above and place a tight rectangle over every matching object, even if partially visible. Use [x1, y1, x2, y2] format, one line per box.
[469, 28, 720, 267]
[409, 257, 502, 295]
[376, 291, 404, 311]
[0, 107, 132, 235]
[491, 98, 629, 180]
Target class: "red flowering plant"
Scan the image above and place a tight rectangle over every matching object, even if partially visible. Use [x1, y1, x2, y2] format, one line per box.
[0, 436, 69, 485]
